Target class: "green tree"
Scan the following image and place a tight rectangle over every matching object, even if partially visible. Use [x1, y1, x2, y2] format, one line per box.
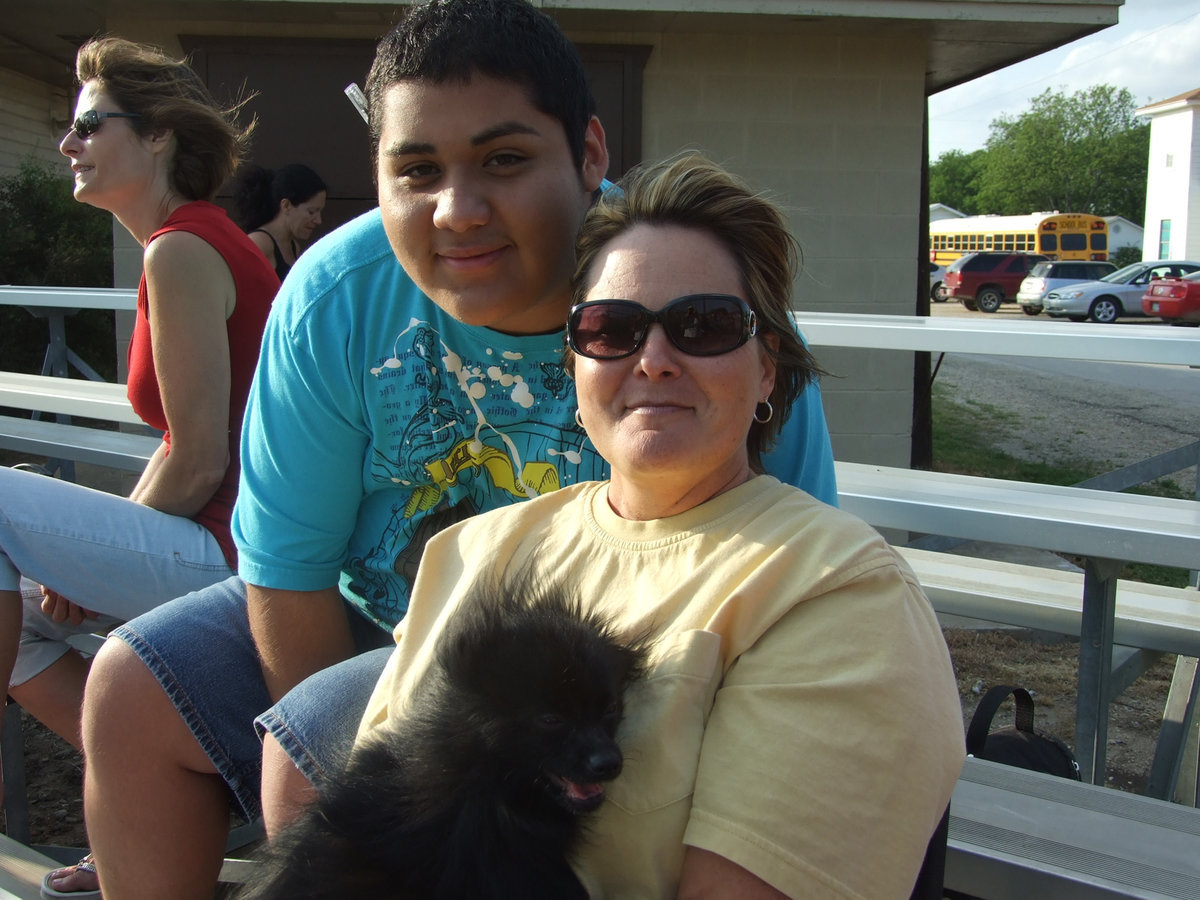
[929, 148, 987, 214]
[1109, 245, 1143, 268]
[0, 158, 115, 286]
[975, 85, 1149, 224]
[0, 158, 116, 377]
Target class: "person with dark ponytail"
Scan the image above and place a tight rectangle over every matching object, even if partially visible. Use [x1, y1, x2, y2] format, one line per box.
[234, 162, 327, 278]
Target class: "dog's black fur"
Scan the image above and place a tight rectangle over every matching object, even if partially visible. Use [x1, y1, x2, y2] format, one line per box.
[240, 576, 645, 899]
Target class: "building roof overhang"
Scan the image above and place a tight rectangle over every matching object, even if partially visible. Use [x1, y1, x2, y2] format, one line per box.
[1, 0, 1122, 95]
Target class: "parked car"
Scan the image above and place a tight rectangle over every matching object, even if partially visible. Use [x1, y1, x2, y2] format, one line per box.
[943, 252, 1049, 313]
[1142, 270, 1200, 325]
[929, 262, 948, 302]
[1015, 260, 1117, 316]
[1043, 260, 1200, 324]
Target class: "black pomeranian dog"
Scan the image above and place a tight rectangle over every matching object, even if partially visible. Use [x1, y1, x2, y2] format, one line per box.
[240, 575, 646, 899]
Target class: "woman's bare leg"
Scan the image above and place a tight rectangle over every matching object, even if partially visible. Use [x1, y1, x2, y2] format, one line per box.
[261, 732, 318, 837]
[8, 650, 89, 749]
[79, 639, 231, 900]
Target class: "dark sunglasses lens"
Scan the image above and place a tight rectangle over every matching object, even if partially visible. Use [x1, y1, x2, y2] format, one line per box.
[74, 111, 100, 138]
[665, 296, 747, 355]
[571, 304, 646, 359]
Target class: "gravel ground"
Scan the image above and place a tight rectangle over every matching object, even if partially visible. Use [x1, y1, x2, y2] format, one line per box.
[932, 350, 1198, 497]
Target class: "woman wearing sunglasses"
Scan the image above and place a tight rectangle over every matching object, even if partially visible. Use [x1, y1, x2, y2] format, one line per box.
[354, 154, 963, 898]
[0, 37, 278, 894]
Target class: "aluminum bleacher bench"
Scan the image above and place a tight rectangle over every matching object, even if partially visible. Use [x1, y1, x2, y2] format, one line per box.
[947, 757, 1200, 899]
[0, 372, 158, 474]
[0, 415, 158, 471]
[900, 547, 1200, 803]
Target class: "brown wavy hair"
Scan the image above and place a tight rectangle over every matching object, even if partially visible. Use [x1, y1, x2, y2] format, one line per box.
[76, 37, 253, 201]
[567, 153, 824, 471]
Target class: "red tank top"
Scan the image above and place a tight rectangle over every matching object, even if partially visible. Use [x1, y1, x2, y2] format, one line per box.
[126, 201, 279, 567]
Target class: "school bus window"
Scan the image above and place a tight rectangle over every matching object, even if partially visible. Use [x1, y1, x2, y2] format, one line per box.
[1060, 233, 1086, 252]
[930, 213, 1107, 266]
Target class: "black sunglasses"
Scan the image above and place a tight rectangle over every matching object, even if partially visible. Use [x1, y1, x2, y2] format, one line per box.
[567, 294, 758, 360]
[72, 109, 141, 139]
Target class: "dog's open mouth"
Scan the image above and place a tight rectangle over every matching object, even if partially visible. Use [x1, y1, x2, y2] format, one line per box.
[545, 773, 607, 813]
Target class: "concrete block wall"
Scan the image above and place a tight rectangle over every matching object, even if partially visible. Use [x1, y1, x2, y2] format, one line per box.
[45, 13, 931, 468]
[573, 21, 928, 467]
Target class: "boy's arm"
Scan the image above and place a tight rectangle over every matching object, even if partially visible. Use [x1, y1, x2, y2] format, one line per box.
[234, 254, 379, 687]
[677, 848, 787, 900]
[247, 583, 356, 702]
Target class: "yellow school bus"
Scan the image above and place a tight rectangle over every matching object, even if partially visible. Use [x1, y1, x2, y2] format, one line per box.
[930, 213, 1108, 267]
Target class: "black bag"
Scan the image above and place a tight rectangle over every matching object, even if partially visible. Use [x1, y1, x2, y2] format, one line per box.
[966, 685, 1081, 780]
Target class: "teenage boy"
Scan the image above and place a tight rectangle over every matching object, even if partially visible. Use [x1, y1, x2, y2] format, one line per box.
[69, 1, 836, 896]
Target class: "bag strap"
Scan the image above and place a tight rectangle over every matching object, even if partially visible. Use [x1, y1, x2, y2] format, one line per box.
[966, 685, 1036, 755]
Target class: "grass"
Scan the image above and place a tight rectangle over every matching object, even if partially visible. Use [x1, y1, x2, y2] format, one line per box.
[931, 381, 1193, 589]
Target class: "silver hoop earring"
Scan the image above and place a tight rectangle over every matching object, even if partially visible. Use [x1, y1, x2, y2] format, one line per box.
[753, 399, 774, 424]
[574, 409, 585, 430]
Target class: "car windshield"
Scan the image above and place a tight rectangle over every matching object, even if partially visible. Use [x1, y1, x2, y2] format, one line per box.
[1180, 271, 1200, 283]
[1029, 263, 1052, 277]
[1100, 263, 1147, 284]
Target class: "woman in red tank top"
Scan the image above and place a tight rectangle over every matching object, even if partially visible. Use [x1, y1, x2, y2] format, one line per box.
[0, 42, 279, 885]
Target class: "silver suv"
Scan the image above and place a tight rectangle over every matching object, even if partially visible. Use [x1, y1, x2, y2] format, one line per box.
[1016, 261, 1116, 316]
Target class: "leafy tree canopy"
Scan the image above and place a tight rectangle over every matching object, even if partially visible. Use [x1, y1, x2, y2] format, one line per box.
[928, 148, 986, 215]
[931, 84, 1149, 225]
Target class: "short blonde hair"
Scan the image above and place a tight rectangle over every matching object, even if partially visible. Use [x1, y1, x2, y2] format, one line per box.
[568, 153, 823, 471]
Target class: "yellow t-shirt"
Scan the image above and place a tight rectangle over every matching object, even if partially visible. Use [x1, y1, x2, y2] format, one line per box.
[358, 476, 964, 898]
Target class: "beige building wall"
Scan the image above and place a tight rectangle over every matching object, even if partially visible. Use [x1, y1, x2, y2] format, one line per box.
[0, 67, 71, 177]
[51, 13, 929, 467]
[573, 21, 927, 467]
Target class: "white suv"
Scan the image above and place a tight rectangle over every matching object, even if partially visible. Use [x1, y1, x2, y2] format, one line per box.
[1016, 261, 1117, 316]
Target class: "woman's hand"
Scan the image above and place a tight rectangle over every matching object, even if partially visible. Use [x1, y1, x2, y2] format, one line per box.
[40, 587, 100, 626]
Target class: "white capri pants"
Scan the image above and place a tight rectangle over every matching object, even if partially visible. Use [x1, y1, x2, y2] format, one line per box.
[0, 466, 232, 685]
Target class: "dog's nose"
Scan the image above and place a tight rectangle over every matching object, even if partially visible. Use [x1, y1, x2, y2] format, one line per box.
[587, 746, 623, 781]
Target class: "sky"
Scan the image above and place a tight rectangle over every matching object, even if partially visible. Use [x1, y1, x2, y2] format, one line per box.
[928, 0, 1200, 161]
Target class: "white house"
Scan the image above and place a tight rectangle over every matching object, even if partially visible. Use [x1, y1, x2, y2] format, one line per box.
[929, 203, 965, 222]
[1104, 216, 1145, 258]
[1137, 88, 1200, 261]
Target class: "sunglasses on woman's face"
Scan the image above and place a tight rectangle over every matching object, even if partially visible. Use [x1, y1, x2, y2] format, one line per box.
[71, 109, 141, 139]
[567, 293, 758, 360]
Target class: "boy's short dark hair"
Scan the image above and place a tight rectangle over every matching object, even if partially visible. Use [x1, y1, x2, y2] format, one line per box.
[365, 0, 596, 169]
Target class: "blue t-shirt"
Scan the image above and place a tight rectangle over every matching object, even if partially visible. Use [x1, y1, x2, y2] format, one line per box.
[234, 208, 836, 629]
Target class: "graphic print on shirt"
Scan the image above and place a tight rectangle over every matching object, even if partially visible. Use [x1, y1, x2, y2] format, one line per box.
[342, 318, 604, 626]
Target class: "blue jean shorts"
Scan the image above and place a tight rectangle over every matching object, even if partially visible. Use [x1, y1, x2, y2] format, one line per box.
[111, 575, 393, 821]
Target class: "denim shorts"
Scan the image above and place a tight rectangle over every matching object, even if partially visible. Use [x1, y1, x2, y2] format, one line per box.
[111, 575, 393, 821]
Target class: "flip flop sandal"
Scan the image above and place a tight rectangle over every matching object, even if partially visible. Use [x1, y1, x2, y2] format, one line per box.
[41, 852, 101, 898]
